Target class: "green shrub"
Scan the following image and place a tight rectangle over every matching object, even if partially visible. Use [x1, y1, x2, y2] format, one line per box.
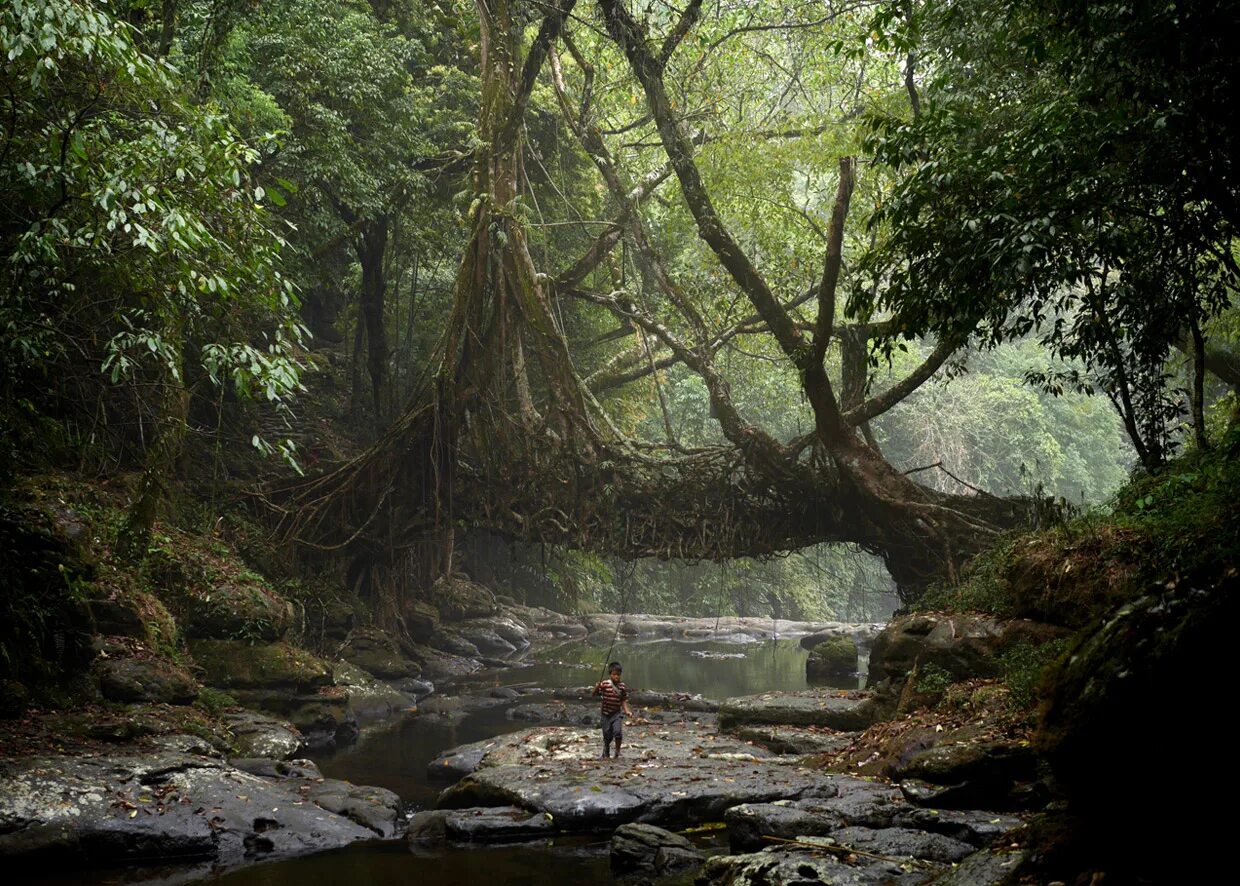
[915, 662, 955, 696]
[196, 687, 239, 717]
[1001, 638, 1070, 708]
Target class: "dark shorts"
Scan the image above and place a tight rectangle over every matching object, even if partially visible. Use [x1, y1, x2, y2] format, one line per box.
[602, 711, 624, 742]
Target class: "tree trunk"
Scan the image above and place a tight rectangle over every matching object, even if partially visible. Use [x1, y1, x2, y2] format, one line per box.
[117, 331, 187, 561]
[358, 216, 390, 425]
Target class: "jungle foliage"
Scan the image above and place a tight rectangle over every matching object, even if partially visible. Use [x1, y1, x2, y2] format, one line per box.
[2, 1, 1236, 622]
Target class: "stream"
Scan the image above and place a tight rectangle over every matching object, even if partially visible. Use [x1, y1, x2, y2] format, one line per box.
[76, 637, 864, 885]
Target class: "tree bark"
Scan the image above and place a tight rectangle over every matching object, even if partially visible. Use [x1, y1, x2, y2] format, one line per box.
[357, 216, 390, 424]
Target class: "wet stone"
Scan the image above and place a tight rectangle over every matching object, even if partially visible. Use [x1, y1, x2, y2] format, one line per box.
[719, 689, 879, 732]
[435, 724, 836, 832]
[609, 822, 703, 874]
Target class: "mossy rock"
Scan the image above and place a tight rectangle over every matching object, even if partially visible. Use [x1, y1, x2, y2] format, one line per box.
[145, 540, 294, 642]
[430, 575, 498, 621]
[189, 639, 332, 692]
[96, 656, 199, 705]
[869, 613, 1068, 688]
[82, 589, 178, 652]
[806, 636, 858, 680]
[339, 627, 421, 680]
[404, 600, 439, 643]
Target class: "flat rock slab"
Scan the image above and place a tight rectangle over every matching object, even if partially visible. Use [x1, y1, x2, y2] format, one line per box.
[409, 806, 556, 845]
[0, 751, 387, 869]
[720, 689, 879, 732]
[732, 725, 858, 756]
[436, 723, 839, 831]
[699, 844, 930, 885]
[725, 794, 1023, 854]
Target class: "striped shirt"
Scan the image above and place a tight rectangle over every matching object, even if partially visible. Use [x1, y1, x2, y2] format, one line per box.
[594, 679, 628, 716]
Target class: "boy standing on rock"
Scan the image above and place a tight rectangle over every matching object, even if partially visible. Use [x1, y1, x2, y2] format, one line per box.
[593, 661, 631, 759]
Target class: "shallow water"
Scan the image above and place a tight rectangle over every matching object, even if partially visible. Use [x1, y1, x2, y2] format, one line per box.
[315, 637, 860, 809]
[57, 637, 861, 885]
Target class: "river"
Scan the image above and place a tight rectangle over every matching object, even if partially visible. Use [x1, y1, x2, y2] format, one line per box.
[72, 636, 864, 885]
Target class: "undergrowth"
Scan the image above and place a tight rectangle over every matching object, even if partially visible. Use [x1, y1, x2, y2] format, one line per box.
[917, 431, 1240, 628]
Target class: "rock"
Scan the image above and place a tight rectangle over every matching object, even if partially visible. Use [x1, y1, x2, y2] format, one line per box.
[0, 752, 379, 868]
[698, 845, 925, 885]
[507, 701, 598, 726]
[224, 711, 305, 760]
[408, 807, 555, 845]
[724, 788, 1022, 857]
[396, 676, 436, 699]
[891, 740, 1040, 811]
[404, 600, 440, 643]
[832, 826, 976, 863]
[427, 733, 529, 784]
[190, 640, 333, 693]
[430, 575, 498, 621]
[96, 657, 199, 705]
[82, 589, 177, 648]
[807, 636, 859, 680]
[302, 779, 403, 838]
[406, 644, 482, 679]
[609, 822, 703, 874]
[477, 615, 531, 647]
[156, 559, 295, 643]
[436, 724, 837, 831]
[338, 627, 422, 681]
[868, 614, 1068, 689]
[725, 781, 903, 852]
[429, 629, 482, 658]
[930, 848, 1030, 884]
[732, 725, 857, 756]
[150, 733, 224, 757]
[455, 624, 517, 657]
[719, 689, 879, 732]
[331, 661, 413, 720]
[407, 810, 448, 846]
[228, 758, 322, 780]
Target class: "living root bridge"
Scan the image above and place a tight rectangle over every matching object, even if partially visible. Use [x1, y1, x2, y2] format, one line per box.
[275, 386, 853, 563]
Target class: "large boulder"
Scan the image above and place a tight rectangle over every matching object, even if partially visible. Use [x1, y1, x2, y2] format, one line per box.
[189, 641, 354, 750]
[436, 724, 837, 831]
[403, 600, 440, 643]
[81, 589, 178, 649]
[148, 548, 294, 643]
[331, 661, 413, 721]
[224, 711, 305, 760]
[408, 807, 555, 846]
[609, 823, 704, 875]
[430, 575, 498, 621]
[868, 613, 1068, 691]
[719, 689, 879, 732]
[189, 640, 332, 693]
[806, 636, 859, 681]
[338, 627, 421, 681]
[96, 657, 198, 705]
[0, 752, 382, 868]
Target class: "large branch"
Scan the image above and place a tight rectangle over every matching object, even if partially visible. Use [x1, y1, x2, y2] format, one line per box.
[599, 0, 806, 359]
[599, 0, 860, 449]
[843, 336, 956, 426]
[509, 0, 578, 137]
